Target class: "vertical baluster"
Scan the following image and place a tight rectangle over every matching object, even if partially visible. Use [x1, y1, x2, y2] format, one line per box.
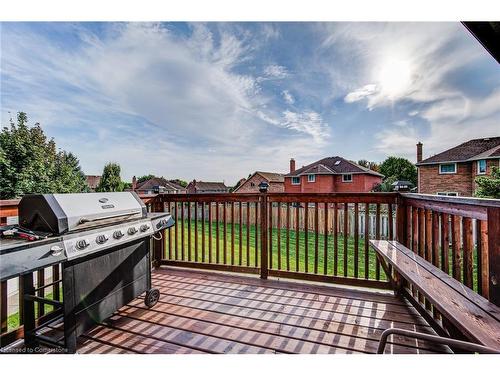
[441, 213, 450, 275]
[231, 202, 235, 265]
[246, 202, 250, 266]
[194, 202, 198, 262]
[168, 202, 172, 259]
[216, 202, 220, 264]
[296, 203, 300, 272]
[181, 201, 185, 261]
[202, 202, 206, 263]
[323, 202, 328, 275]
[425, 209, 432, 262]
[174, 202, 179, 260]
[354, 203, 359, 278]
[477, 219, 489, 298]
[418, 208, 425, 258]
[277, 203, 282, 270]
[223, 203, 227, 264]
[333, 203, 338, 276]
[375, 203, 381, 280]
[412, 207, 418, 253]
[451, 215, 462, 281]
[18, 276, 24, 326]
[239, 202, 243, 266]
[432, 212, 440, 267]
[187, 202, 191, 261]
[462, 217, 474, 289]
[286, 202, 290, 271]
[53, 265, 60, 301]
[305, 202, 309, 273]
[364, 203, 369, 279]
[314, 203, 319, 274]
[269, 202, 273, 270]
[255, 203, 259, 267]
[208, 202, 212, 264]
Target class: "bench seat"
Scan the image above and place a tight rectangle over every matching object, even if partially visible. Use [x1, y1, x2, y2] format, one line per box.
[370, 239, 500, 351]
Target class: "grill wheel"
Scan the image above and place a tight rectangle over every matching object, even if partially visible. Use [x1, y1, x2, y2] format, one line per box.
[144, 288, 160, 308]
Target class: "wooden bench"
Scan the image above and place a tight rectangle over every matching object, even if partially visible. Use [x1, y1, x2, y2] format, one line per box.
[370, 240, 500, 353]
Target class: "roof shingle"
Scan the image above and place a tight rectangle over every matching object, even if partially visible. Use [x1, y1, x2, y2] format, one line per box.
[285, 156, 383, 177]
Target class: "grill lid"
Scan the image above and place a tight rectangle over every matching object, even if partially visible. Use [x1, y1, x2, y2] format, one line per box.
[19, 192, 147, 234]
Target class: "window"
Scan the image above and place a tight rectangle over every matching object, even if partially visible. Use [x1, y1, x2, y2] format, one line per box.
[477, 159, 486, 175]
[291, 177, 300, 185]
[342, 174, 352, 182]
[307, 174, 315, 182]
[437, 192, 459, 197]
[439, 163, 457, 174]
[250, 182, 255, 187]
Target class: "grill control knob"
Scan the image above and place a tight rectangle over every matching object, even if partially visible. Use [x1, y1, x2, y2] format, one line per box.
[128, 227, 138, 235]
[140, 224, 150, 232]
[76, 239, 90, 250]
[96, 234, 109, 244]
[113, 230, 125, 239]
[156, 219, 167, 229]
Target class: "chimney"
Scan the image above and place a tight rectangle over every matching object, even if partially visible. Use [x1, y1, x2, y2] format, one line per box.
[132, 176, 137, 191]
[290, 158, 296, 173]
[416, 142, 423, 163]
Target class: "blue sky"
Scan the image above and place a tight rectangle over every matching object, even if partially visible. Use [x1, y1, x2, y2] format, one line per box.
[1, 22, 499, 184]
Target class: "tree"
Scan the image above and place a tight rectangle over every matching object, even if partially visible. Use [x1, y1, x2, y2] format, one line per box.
[372, 175, 397, 192]
[379, 156, 417, 185]
[97, 163, 123, 192]
[357, 159, 380, 172]
[475, 166, 500, 199]
[137, 174, 156, 183]
[170, 179, 188, 188]
[0, 112, 88, 199]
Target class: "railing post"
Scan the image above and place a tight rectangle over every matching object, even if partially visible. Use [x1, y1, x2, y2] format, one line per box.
[396, 194, 408, 245]
[487, 207, 500, 306]
[151, 196, 165, 269]
[259, 183, 269, 279]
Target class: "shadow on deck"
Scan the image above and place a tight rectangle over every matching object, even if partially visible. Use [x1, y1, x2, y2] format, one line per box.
[76, 267, 449, 354]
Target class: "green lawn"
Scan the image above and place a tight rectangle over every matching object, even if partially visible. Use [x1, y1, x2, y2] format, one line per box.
[165, 219, 386, 281]
[7, 292, 58, 331]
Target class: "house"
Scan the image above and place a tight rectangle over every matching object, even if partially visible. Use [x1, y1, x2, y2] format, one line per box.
[132, 176, 186, 195]
[233, 171, 285, 193]
[416, 137, 500, 197]
[186, 180, 230, 194]
[85, 175, 101, 191]
[284, 157, 383, 193]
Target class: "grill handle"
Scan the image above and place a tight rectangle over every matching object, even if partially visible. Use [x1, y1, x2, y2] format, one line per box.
[78, 212, 138, 224]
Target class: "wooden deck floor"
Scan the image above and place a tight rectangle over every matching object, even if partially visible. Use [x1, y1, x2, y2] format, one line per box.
[76, 267, 450, 354]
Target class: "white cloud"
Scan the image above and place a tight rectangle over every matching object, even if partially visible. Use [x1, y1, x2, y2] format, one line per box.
[281, 110, 329, 144]
[282, 90, 295, 104]
[263, 64, 288, 79]
[344, 84, 378, 104]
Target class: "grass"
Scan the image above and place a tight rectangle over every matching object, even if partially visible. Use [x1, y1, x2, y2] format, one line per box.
[165, 219, 386, 281]
[7, 292, 59, 331]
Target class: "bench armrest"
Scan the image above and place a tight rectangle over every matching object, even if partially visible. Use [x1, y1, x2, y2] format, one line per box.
[377, 328, 500, 354]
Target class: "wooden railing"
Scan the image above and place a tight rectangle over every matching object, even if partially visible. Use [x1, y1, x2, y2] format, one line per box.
[394, 193, 500, 335]
[1, 192, 499, 348]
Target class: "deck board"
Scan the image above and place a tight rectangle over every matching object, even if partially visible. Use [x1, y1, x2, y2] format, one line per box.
[77, 267, 450, 354]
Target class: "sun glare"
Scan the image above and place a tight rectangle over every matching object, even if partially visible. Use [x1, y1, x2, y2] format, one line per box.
[377, 57, 412, 99]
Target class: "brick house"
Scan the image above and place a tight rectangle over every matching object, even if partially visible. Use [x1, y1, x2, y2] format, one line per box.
[85, 175, 101, 192]
[416, 137, 500, 197]
[132, 176, 186, 195]
[233, 171, 284, 193]
[284, 157, 383, 193]
[186, 180, 230, 194]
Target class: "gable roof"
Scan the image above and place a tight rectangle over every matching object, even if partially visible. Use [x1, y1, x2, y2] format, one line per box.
[188, 181, 229, 191]
[136, 177, 185, 192]
[417, 137, 500, 165]
[232, 171, 284, 193]
[285, 156, 384, 178]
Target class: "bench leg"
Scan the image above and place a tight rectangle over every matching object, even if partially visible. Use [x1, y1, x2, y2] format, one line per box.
[375, 253, 403, 296]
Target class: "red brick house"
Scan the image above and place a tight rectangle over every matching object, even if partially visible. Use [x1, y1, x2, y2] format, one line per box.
[85, 175, 101, 192]
[186, 180, 230, 194]
[284, 157, 383, 193]
[416, 137, 500, 197]
[233, 171, 284, 193]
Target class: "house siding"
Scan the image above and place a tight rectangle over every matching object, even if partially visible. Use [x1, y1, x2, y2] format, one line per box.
[284, 174, 381, 193]
[234, 173, 284, 193]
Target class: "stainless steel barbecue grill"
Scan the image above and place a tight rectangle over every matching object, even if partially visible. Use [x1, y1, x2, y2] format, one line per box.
[0, 192, 173, 353]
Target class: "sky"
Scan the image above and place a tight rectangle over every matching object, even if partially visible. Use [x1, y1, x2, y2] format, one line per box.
[1, 22, 499, 185]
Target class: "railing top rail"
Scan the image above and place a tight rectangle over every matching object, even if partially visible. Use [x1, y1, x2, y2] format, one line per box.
[0, 199, 20, 207]
[401, 193, 500, 208]
[267, 192, 398, 203]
